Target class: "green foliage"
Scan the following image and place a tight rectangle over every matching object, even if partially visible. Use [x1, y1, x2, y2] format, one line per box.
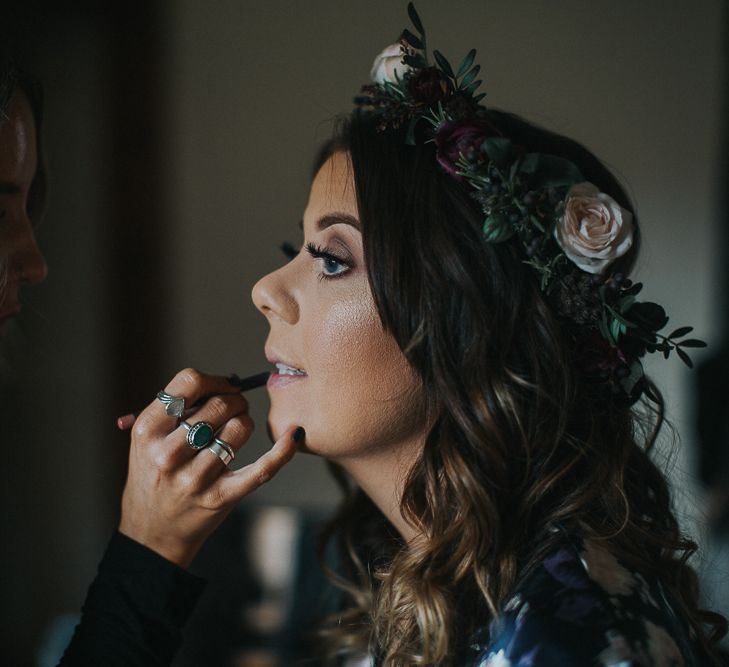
[483, 213, 514, 242]
[402, 29, 423, 50]
[456, 49, 477, 78]
[353, 2, 706, 403]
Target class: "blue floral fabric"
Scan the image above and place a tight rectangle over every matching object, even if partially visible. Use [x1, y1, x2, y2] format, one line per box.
[467, 528, 710, 666]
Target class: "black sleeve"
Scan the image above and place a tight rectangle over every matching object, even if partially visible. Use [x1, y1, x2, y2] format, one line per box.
[58, 530, 206, 667]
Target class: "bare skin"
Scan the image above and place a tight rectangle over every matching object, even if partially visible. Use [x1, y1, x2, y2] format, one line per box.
[252, 151, 429, 542]
[0, 91, 48, 331]
[120, 151, 428, 567]
[119, 369, 299, 568]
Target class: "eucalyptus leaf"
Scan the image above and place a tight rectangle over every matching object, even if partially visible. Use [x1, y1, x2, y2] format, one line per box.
[676, 346, 693, 368]
[433, 50, 455, 78]
[464, 79, 482, 95]
[610, 318, 622, 343]
[482, 137, 512, 166]
[407, 2, 425, 36]
[473, 93, 486, 103]
[623, 282, 643, 297]
[519, 153, 540, 175]
[676, 338, 707, 348]
[460, 65, 480, 89]
[403, 53, 428, 69]
[456, 49, 477, 78]
[521, 154, 582, 189]
[628, 301, 668, 332]
[668, 326, 693, 339]
[402, 29, 423, 50]
[617, 294, 636, 312]
[608, 308, 634, 328]
[483, 213, 514, 242]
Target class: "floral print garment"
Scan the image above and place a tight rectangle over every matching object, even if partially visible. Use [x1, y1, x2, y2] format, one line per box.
[468, 528, 709, 667]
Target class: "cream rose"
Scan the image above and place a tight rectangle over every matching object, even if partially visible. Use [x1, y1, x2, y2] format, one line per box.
[370, 41, 415, 84]
[554, 182, 634, 274]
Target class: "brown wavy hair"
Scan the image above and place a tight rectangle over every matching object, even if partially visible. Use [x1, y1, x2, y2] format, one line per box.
[314, 111, 727, 666]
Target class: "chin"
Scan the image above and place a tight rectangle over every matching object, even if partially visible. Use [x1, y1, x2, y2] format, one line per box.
[265, 412, 316, 455]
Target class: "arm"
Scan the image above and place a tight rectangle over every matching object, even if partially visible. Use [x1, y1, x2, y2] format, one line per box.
[59, 369, 300, 666]
[58, 532, 205, 667]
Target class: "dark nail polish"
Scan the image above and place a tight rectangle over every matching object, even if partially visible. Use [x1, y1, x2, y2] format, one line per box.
[293, 427, 305, 442]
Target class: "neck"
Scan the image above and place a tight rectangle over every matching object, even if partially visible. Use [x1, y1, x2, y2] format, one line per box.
[335, 436, 423, 543]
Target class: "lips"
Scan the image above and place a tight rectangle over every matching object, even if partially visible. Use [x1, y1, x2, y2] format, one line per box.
[265, 348, 307, 389]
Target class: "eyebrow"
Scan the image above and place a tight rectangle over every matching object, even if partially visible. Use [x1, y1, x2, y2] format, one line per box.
[298, 212, 361, 232]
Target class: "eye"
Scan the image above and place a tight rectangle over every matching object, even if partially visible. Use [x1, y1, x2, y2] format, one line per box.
[305, 242, 351, 280]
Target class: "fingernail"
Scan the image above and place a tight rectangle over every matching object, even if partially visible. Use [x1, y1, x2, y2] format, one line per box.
[293, 426, 305, 442]
[227, 373, 241, 386]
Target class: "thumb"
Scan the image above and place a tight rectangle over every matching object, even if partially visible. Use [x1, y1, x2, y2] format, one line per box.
[216, 425, 303, 504]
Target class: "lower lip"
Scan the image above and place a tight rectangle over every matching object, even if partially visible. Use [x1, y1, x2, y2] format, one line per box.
[267, 372, 307, 389]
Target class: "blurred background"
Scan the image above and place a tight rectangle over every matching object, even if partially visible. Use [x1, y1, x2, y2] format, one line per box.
[1, 0, 727, 665]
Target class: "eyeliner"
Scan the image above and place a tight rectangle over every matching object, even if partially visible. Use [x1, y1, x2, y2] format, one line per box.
[115, 371, 271, 431]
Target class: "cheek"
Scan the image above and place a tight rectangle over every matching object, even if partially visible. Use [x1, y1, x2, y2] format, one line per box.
[266, 286, 425, 457]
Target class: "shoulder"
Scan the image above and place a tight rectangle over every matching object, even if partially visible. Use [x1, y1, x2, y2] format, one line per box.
[468, 532, 703, 667]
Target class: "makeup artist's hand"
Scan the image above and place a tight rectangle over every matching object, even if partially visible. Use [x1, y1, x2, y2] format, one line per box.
[118, 368, 300, 569]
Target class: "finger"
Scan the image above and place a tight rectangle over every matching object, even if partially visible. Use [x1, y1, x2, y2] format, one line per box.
[163, 393, 250, 467]
[165, 368, 249, 404]
[134, 368, 247, 438]
[212, 426, 303, 507]
[191, 413, 255, 485]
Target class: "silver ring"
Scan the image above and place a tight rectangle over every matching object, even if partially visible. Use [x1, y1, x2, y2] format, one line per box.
[207, 440, 233, 466]
[156, 391, 185, 419]
[213, 437, 235, 462]
[181, 420, 214, 449]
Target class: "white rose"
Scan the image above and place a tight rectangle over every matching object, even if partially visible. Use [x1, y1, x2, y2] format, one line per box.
[369, 41, 414, 84]
[554, 182, 634, 275]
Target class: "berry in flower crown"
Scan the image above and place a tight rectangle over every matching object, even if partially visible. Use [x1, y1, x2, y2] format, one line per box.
[353, 3, 705, 405]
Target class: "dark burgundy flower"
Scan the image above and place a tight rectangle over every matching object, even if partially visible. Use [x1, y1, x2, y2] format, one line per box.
[444, 92, 477, 120]
[575, 332, 626, 375]
[434, 119, 500, 179]
[407, 66, 452, 106]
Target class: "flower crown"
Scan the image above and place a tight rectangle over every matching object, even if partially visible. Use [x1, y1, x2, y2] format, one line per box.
[353, 3, 705, 404]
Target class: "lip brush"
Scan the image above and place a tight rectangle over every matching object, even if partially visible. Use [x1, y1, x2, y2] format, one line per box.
[115, 371, 270, 431]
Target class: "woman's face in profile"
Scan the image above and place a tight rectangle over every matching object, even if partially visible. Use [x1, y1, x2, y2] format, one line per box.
[0, 91, 48, 332]
[252, 151, 426, 461]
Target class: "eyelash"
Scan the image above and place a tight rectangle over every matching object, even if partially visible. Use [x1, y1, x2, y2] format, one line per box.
[306, 242, 351, 281]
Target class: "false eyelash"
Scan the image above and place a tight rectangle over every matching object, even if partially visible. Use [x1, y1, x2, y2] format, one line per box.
[304, 242, 351, 280]
[280, 241, 299, 259]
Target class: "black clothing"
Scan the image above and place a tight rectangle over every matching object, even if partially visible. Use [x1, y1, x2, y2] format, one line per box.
[58, 531, 205, 666]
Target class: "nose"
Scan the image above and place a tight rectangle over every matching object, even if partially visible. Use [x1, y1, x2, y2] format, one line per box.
[10, 222, 48, 286]
[251, 263, 299, 325]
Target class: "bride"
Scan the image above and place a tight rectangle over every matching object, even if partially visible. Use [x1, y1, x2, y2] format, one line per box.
[61, 5, 727, 665]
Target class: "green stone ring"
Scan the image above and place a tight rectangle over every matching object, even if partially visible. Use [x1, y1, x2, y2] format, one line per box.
[181, 420, 215, 450]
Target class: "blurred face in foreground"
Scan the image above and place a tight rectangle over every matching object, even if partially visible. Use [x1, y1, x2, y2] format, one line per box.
[252, 151, 427, 465]
[0, 91, 48, 333]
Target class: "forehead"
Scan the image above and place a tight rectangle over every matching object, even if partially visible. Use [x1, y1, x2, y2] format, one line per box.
[0, 92, 37, 182]
[304, 151, 359, 227]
